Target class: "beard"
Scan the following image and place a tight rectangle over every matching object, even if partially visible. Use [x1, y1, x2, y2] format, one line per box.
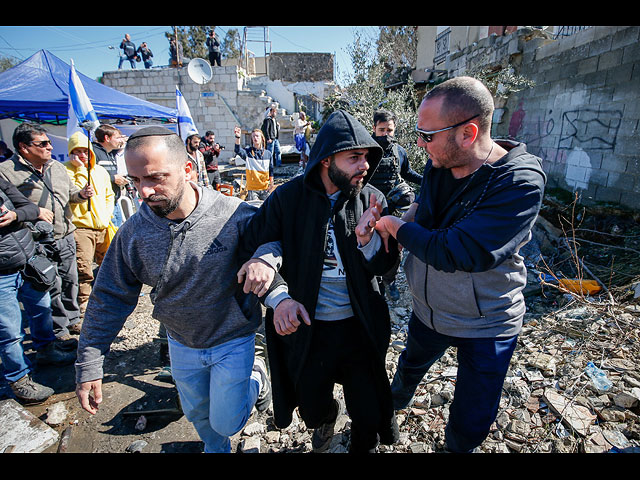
[328, 160, 365, 199]
[143, 183, 185, 218]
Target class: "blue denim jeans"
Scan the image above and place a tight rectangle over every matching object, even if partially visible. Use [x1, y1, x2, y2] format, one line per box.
[266, 139, 281, 167]
[167, 332, 260, 453]
[391, 314, 518, 453]
[0, 273, 55, 383]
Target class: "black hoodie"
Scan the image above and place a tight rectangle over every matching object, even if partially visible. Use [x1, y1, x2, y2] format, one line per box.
[240, 110, 399, 438]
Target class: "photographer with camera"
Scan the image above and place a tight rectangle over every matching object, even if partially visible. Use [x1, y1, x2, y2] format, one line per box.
[0, 123, 94, 340]
[198, 130, 223, 190]
[1, 177, 76, 404]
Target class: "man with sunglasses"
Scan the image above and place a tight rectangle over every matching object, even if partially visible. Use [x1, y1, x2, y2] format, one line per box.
[0, 123, 94, 342]
[374, 76, 546, 453]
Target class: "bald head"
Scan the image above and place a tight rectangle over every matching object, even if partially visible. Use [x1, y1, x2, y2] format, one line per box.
[423, 76, 495, 135]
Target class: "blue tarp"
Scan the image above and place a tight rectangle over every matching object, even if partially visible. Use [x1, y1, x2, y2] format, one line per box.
[0, 49, 177, 124]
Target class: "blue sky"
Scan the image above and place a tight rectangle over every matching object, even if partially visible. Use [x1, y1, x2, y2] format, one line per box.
[0, 26, 380, 85]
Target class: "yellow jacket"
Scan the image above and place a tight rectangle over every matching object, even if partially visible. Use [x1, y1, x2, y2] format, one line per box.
[64, 132, 115, 230]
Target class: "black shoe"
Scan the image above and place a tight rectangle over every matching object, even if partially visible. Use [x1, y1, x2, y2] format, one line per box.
[253, 356, 271, 412]
[10, 374, 54, 404]
[36, 342, 77, 366]
[55, 334, 78, 351]
[312, 399, 340, 453]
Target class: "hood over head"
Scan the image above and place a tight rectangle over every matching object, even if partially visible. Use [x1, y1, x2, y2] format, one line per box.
[68, 131, 96, 168]
[305, 110, 383, 189]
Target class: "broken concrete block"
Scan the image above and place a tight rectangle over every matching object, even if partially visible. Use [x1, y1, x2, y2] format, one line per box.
[240, 436, 261, 453]
[613, 391, 639, 409]
[543, 388, 596, 437]
[527, 352, 557, 375]
[45, 401, 68, 426]
[0, 399, 60, 453]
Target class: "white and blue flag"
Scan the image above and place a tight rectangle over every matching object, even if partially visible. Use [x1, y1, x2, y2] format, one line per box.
[67, 59, 100, 139]
[176, 86, 198, 141]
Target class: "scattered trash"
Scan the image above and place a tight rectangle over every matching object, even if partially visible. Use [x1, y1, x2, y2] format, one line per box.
[126, 440, 148, 453]
[584, 361, 613, 392]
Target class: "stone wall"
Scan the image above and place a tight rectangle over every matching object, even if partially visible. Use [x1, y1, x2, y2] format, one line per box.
[268, 52, 334, 83]
[486, 27, 639, 209]
[102, 65, 272, 162]
[441, 26, 640, 209]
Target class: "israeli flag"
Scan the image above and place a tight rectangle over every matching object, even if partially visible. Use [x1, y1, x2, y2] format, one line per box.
[176, 86, 198, 141]
[67, 59, 100, 139]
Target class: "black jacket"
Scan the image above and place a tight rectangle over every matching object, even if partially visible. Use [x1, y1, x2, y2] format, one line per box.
[261, 116, 279, 141]
[0, 177, 39, 272]
[241, 110, 399, 441]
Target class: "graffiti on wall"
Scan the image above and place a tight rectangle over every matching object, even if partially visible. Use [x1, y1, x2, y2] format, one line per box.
[508, 102, 622, 190]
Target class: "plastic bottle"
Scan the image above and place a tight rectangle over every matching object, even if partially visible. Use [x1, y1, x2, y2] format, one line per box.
[585, 361, 613, 391]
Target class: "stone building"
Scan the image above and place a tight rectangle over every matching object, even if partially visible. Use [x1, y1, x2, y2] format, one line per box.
[413, 26, 640, 209]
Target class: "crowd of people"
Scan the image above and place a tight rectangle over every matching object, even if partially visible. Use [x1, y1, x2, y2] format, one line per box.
[0, 76, 546, 454]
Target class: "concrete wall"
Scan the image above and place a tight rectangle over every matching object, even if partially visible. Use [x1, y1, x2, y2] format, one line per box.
[268, 52, 334, 83]
[102, 65, 270, 162]
[421, 26, 640, 209]
[499, 26, 640, 208]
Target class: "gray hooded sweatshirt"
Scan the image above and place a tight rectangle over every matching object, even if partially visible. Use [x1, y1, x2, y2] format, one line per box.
[75, 184, 280, 384]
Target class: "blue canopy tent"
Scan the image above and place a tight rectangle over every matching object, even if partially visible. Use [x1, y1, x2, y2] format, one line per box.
[0, 49, 177, 124]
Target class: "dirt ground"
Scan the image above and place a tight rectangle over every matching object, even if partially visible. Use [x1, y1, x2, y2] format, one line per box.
[2, 172, 639, 454]
[1, 288, 205, 453]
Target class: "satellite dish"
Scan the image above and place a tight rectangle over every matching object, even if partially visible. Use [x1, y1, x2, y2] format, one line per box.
[187, 58, 213, 85]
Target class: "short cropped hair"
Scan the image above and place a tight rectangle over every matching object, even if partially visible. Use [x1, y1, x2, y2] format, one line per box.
[125, 132, 189, 167]
[94, 124, 121, 143]
[423, 76, 494, 134]
[373, 109, 397, 127]
[12, 123, 48, 151]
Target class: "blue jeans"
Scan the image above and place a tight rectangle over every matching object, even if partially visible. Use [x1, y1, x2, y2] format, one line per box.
[391, 314, 518, 452]
[112, 202, 124, 227]
[167, 332, 260, 453]
[118, 56, 136, 69]
[0, 273, 55, 383]
[266, 139, 281, 167]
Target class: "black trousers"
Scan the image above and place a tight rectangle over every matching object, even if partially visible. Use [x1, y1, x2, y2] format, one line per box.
[294, 317, 383, 452]
[50, 233, 80, 336]
[209, 52, 221, 67]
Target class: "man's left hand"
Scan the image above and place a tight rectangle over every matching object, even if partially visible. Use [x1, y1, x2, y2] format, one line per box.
[237, 258, 275, 297]
[355, 192, 383, 247]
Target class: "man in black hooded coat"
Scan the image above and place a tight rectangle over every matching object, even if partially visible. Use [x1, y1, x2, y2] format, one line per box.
[240, 110, 400, 452]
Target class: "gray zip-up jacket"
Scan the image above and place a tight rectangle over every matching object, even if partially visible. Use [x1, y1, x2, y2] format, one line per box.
[400, 141, 546, 339]
[75, 184, 281, 384]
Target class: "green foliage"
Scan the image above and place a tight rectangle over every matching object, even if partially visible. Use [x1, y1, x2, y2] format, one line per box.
[166, 26, 214, 61]
[322, 30, 429, 173]
[0, 55, 19, 73]
[221, 28, 242, 59]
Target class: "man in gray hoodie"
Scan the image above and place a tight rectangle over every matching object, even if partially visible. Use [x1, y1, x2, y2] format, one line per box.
[375, 77, 546, 453]
[75, 127, 282, 453]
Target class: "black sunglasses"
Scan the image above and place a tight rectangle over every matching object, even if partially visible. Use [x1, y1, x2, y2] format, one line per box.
[415, 114, 480, 143]
[29, 140, 52, 148]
